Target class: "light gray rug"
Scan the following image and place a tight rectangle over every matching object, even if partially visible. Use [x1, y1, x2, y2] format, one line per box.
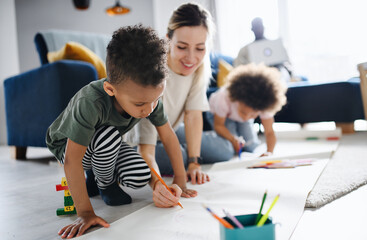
[305, 132, 367, 208]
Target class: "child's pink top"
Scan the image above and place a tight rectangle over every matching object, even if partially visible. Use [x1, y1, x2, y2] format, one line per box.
[209, 87, 273, 122]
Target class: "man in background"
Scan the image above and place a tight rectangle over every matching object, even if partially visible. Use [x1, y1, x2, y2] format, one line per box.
[234, 17, 293, 81]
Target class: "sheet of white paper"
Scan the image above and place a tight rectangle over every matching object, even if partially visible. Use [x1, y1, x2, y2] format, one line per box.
[211, 129, 339, 172]
[78, 159, 328, 240]
[77, 130, 339, 240]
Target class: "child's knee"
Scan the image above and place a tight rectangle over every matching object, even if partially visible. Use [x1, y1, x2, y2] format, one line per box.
[118, 160, 151, 189]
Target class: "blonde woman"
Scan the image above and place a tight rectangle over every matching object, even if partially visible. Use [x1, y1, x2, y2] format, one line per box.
[138, 3, 213, 202]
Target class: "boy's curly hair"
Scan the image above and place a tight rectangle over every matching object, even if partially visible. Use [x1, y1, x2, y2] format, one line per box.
[227, 63, 287, 114]
[106, 24, 167, 86]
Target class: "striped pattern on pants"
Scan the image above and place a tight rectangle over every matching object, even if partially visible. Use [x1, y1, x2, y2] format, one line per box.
[63, 126, 151, 189]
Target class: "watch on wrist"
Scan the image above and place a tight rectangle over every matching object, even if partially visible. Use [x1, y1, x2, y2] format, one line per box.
[188, 156, 203, 165]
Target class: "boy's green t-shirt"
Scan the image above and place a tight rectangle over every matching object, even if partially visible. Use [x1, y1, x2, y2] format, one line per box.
[46, 78, 168, 161]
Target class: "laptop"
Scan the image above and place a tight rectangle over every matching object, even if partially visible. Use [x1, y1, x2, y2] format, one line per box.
[247, 38, 289, 66]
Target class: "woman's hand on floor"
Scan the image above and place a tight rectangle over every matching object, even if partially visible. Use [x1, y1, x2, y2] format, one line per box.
[260, 151, 273, 157]
[171, 174, 198, 198]
[180, 187, 198, 198]
[187, 163, 210, 185]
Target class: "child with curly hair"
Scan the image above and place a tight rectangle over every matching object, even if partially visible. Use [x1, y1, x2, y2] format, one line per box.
[208, 63, 287, 157]
[46, 25, 194, 238]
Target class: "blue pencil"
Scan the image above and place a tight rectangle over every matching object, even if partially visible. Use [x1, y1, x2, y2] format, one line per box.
[238, 142, 243, 158]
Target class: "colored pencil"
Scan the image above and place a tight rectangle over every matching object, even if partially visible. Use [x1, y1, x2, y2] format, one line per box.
[238, 142, 243, 158]
[202, 205, 234, 229]
[257, 194, 280, 227]
[327, 136, 339, 141]
[223, 209, 244, 229]
[260, 160, 282, 164]
[255, 190, 267, 224]
[306, 137, 319, 140]
[150, 167, 183, 209]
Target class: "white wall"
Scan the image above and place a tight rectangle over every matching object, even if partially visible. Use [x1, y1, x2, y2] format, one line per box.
[16, 0, 154, 72]
[0, 0, 19, 145]
[1, 0, 213, 146]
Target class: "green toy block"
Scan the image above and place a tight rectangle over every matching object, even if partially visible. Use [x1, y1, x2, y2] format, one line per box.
[56, 207, 77, 216]
[64, 196, 74, 206]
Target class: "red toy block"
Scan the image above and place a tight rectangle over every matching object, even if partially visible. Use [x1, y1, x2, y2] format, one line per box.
[327, 136, 340, 141]
[56, 184, 69, 191]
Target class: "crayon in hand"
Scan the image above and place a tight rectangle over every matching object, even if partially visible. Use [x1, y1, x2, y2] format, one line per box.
[150, 167, 183, 208]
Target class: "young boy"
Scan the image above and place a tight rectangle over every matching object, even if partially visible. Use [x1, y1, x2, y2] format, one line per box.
[208, 63, 287, 157]
[46, 25, 195, 239]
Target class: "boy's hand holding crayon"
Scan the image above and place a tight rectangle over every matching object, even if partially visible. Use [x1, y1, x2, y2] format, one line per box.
[151, 167, 191, 208]
[152, 181, 182, 208]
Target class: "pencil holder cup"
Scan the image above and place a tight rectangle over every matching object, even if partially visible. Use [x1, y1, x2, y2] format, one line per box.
[219, 213, 275, 240]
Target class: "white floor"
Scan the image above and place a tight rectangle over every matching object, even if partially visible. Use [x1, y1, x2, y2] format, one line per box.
[291, 184, 367, 240]
[0, 146, 154, 240]
[1, 122, 367, 240]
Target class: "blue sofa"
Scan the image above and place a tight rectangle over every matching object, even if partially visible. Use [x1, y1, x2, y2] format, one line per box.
[274, 78, 364, 124]
[206, 52, 365, 132]
[4, 36, 364, 159]
[4, 30, 110, 159]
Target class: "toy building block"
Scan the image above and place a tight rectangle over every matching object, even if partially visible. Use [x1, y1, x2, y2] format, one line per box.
[61, 177, 68, 186]
[56, 184, 69, 191]
[64, 205, 75, 212]
[57, 208, 77, 216]
[64, 196, 74, 206]
[56, 177, 76, 216]
[64, 189, 71, 197]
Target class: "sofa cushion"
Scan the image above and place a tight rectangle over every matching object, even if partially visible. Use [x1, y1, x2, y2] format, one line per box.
[209, 51, 234, 87]
[217, 59, 233, 87]
[47, 42, 106, 79]
[35, 29, 111, 65]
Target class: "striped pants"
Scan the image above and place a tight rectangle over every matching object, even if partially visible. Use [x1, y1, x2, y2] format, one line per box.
[63, 126, 151, 189]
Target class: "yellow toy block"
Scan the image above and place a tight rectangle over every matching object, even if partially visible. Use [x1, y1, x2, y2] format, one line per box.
[61, 177, 68, 186]
[57, 207, 76, 216]
[64, 189, 71, 197]
[64, 205, 75, 212]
